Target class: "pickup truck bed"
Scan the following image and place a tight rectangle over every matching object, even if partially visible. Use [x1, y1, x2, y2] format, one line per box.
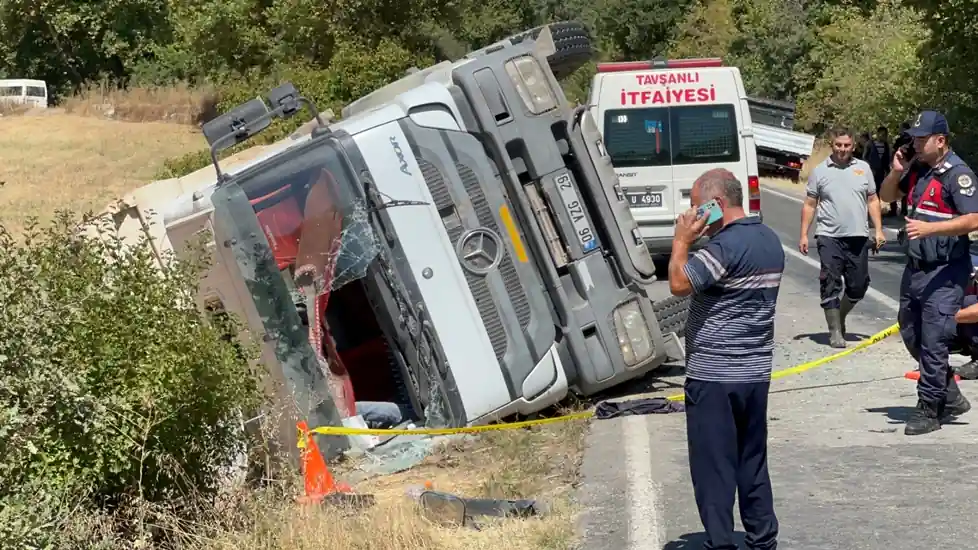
[753, 124, 816, 158]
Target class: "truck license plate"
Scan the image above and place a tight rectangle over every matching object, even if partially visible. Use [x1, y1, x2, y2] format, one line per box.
[554, 173, 599, 253]
[625, 191, 663, 208]
[758, 154, 776, 163]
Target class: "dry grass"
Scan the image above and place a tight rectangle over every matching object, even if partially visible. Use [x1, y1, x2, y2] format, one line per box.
[0, 113, 205, 233]
[800, 140, 831, 182]
[0, 102, 32, 116]
[191, 417, 590, 550]
[62, 82, 218, 125]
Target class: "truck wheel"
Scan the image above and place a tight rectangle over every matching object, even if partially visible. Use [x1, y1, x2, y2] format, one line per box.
[653, 294, 690, 338]
[502, 21, 595, 79]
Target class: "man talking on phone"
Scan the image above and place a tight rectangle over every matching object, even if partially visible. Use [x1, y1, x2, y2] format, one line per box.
[800, 126, 886, 349]
[669, 168, 784, 550]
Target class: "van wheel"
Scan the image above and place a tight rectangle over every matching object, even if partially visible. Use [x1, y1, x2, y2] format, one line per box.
[502, 21, 595, 79]
[653, 294, 690, 338]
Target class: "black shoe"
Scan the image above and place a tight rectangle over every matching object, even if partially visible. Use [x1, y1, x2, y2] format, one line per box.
[824, 308, 846, 349]
[944, 378, 972, 418]
[905, 400, 941, 435]
[944, 395, 972, 419]
[956, 360, 978, 380]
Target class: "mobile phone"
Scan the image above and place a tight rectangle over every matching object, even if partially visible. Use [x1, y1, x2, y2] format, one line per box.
[696, 199, 724, 225]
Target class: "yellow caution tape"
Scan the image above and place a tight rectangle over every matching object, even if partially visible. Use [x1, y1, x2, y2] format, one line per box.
[306, 410, 595, 438]
[302, 322, 901, 440]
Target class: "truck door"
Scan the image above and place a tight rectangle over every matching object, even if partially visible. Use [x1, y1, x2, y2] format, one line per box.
[208, 178, 351, 458]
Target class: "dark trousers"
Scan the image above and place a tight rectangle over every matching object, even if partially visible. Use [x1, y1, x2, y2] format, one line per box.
[685, 379, 779, 550]
[816, 235, 870, 309]
[898, 260, 969, 405]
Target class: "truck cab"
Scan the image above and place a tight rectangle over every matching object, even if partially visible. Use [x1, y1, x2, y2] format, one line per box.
[586, 58, 762, 258]
[123, 23, 685, 457]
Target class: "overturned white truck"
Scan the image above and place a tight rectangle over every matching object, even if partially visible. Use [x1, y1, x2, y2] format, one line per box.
[102, 22, 688, 459]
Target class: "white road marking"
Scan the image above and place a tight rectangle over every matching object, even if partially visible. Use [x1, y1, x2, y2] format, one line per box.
[624, 415, 664, 550]
[762, 185, 805, 204]
[781, 244, 901, 312]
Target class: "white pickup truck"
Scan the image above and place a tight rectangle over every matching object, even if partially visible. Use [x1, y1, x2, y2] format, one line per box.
[748, 96, 816, 181]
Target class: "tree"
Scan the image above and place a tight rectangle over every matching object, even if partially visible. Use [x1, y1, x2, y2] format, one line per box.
[669, 0, 739, 60]
[0, 0, 172, 95]
[669, 0, 810, 100]
[726, 0, 809, 100]
[907, 0, 978, 160]
[793, 0, 928, 134]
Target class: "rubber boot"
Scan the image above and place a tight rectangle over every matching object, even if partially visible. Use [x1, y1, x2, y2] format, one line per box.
[905, 399, 941, 436]
[824, 308, 846, 349]
[944, 376, 972, 418]
[839, 295, 856, 337]
[955, 359, 978, 380]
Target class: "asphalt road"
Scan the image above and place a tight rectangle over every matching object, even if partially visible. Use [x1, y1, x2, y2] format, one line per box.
[574, 184, 978, 550]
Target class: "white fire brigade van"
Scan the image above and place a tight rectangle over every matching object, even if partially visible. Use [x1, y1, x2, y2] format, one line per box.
[587, 58, 761, 257]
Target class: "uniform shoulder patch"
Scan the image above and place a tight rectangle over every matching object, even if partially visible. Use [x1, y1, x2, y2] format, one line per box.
[959, 173, 974, 189]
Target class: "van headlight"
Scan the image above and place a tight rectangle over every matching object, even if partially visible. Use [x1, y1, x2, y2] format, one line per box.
[612, 300, 654, 367]
[504, 56, 557, 115]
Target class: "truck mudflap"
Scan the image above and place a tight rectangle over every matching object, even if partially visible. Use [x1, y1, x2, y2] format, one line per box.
[565, 105, 657, 283]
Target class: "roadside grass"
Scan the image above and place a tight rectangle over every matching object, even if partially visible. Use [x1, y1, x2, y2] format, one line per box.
[190, 414, 590, 550]
[62, 81, 218, 125]
[0, 112, 204, 234]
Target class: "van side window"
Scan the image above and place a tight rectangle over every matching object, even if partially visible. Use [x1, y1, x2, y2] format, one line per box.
[0, 86, 22, 97]
[603, 104, 740, 167]
[671, 105, 739, 165]
[603, 108, 672, 168]
[25, 86, 45, 98]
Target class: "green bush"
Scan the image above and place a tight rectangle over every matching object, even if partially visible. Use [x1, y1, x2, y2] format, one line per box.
[0, 213, 265, 546]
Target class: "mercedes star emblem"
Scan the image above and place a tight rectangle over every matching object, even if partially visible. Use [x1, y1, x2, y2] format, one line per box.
[456, 228, 502, 275]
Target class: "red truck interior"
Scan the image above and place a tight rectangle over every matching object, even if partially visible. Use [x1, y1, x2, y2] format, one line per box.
[249, 175, 402, 416]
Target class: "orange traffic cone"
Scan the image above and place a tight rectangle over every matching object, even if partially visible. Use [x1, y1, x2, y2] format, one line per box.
[296, 421, 352, 504]
[904, 370, 962, 382]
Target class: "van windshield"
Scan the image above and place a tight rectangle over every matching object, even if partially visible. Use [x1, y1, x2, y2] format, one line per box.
[603, 104, 740, 168]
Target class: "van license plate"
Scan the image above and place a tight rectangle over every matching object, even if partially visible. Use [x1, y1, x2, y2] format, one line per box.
[625, 191, 663, 208]
[554, 173, 599, 253]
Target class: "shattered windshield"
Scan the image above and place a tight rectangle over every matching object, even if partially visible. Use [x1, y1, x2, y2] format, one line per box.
[239, 138, 380, 299]
[228, 137, 382, 419]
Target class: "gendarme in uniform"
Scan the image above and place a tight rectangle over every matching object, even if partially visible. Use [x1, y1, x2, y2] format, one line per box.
[897, 110, 978, 435]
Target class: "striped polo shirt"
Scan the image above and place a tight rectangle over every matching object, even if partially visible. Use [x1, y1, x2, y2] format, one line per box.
[682, 217, 785, 383]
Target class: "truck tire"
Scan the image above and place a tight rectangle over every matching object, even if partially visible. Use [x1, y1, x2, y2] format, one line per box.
[501, 21, 595, 79]
[653, 294, 690, 338]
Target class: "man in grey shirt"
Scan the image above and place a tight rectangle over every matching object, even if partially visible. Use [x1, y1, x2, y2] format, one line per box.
[800, 126, 886, 348]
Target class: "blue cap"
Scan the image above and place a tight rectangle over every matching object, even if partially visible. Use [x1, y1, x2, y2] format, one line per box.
[907, 110, 950, 137]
